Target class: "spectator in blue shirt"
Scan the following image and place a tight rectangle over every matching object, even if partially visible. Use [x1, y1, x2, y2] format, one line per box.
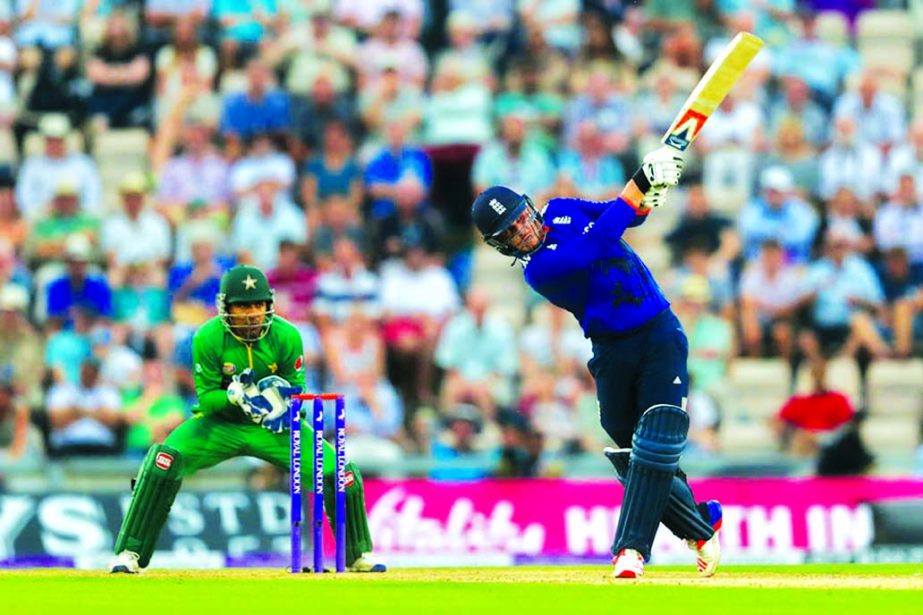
[219, 59, 291, 140]
[46, 236, 113, 331]
[212, 0, 279, 69]
[739, 166, 819, 263]
[364, 118, 432, 220]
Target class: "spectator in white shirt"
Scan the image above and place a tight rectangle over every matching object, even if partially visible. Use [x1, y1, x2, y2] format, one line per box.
[818, 115, 884, 203]
[230, 180, 306, 270]
[355, 8, 428, 89]
[229, 132, 296, 200]
[833, 70, 906, 154]
[739, 239, 804, 359]
[313, 237, 380, 332]
[884, 119, 923, 199]
[102, 173, 172, 281]
[46, 357, 125, 457]
[16, 114, 102, 221]
[874, 173, 923, 267]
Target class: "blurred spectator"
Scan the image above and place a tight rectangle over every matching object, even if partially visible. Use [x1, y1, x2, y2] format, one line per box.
[504, 19, 569, 95]
[155, 116, 231, 225]
[555, 120, 625, 200]
[278, 8, 357, 97]
[230, 180, 305, 270]
[833, 70, 905, 155]
[356, 9, 428, 89]
[495, 413, 544, 478]
[46, 358, 125, 457]
[433, 10, 492, 90]
[313, 237, 380, 330]
[472, 113, 554, 201]
[518, 0, 580, 55]
[0, 10, 14, 119]
[358, 65, 423, 153]
[86, 12, 152, 130]
[563, 67, 634, 157]
[885, 120, 923, 199]
[519, 303, 591, 381]
[773, 9, 860, 107]
[877, 248, 923, 358]
[0, 168, 26, 252]
[0, 370, 33, 467]
[816, 187, 873, 257]
[761, 118, 819, 200]
[365, 118, 432, 220]
[635, 67, 687, 144]
[646, 24, 702, 93]
[798, 231, 888, 375]
[686, 383, 720, 454]
[739, 166, 818, 263]
[669, 243, 734, 317]
[739, 239, 803, 359]
[45, 235, 112, 329]
[24, 184, 99, 267]
[494, 58, 562, 153]
[336, 0, 423, 38]
[168, 223, 228, 329]
[519, 371, 585, 454]
[219, 58, 291, 140]
[0, 284, 42, 405]
[212, 0, 280, 70]
[447, 0, 513, 45]
[423, 55, 493, 147]
[664, 184, 735, 266]
[571, 9, 635, 94]
[430, 403, 498, 480]
[291, 72, 358, 155]
[374, 180, 443, 263]
[16, 114, 102, 222]
[92, 317, 143, 392]
[266, 240, 316, 323]
[874, 174, 923, 268]
[435, 288, 518, 417]
[767, 75, 829, 148]
[0, 238, 30, 292]
[311, 196, 367, 269]
[771, 358, 854, 457]
[673, 275, 734, 396]
[102, 172, 171, 280]
[44, 306, 95, 385]
[153, 15, 218, 126]
[819, 116, 884, 203]
[380, 244, 460, 412]
[699, 92, 765, 200]
[14, 0, 80, 51]
[301, 120, 362, 232]
[111, 264, 171, 356]
[230, 132, 296, 200]
[138, 0, 210, 47]
[325, 309, 404, 443]
[123, 358, 186, 455]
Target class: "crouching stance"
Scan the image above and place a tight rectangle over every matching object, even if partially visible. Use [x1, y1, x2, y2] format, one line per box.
[472, 147, 721, 578]
[111, 266, 385, 573]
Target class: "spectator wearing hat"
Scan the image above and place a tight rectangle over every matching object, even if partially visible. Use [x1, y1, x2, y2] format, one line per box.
[0, 167, 26, 254]
[0, 284, 42, 411]
[16, 114, 103, 222]
[219, 58, 291, 140]
[155, 116, 231, 225]
[739, 239, 804, 359]
[230, 179, 306, 270]
[45, 357, 126, 457]
[356, 9, 427, 90]
[23, 183, 100, 267]
[739, 166, 819, 264]
[102, 172, 172, 282]
[86, 12, 152, 130]
[45, 235, 113, 330]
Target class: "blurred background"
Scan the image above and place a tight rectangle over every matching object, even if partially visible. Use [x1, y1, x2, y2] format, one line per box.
[1, 0, 923, 569]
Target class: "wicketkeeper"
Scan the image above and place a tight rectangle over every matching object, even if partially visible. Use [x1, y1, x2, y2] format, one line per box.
[110, 265, 386, 573]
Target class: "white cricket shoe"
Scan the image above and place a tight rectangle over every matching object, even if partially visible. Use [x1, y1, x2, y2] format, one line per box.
[611, 548, 644, 579]
[109, 550, 141, 574]
[348, 552, 387, 573]
[688, 500, 722, 577]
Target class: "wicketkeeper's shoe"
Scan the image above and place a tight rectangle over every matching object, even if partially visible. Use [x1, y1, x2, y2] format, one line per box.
[688, 500, 722, 577]
[611, 548, 644, 578]
[348, 552, 387, 573]
[109, 550, 141, 574]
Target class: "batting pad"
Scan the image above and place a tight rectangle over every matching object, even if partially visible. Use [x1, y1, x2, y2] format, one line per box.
[323, 461, 373, 566]
[114, 444, 184, 568]
[612, 404, 689, 560]
[604, 449, 714, 542]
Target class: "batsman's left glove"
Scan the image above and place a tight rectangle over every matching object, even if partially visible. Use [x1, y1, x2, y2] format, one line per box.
[639, 146, 684, 208]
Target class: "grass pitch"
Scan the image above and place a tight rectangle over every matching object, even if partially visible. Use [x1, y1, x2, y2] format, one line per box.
[3, 565, 921, 614]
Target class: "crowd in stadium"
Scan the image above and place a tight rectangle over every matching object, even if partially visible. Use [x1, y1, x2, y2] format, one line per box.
[0, 1, 922, 479]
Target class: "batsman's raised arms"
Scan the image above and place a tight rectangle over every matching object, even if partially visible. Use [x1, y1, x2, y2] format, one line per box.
[661, 31, 764, 153]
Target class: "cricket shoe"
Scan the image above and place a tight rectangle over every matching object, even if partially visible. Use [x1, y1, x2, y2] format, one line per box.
[348, 552, 387, 573]
[611, 549, 644, 578]
[688, 500, 722, 577]
[109, 550, 141, 574]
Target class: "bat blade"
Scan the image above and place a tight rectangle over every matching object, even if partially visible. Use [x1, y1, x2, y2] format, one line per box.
[661, 31, 764, 153]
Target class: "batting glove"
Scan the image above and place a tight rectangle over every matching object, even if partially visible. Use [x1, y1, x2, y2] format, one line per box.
[641, 146, 685, 189]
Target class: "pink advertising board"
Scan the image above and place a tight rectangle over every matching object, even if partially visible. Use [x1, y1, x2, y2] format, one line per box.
[362, 478, 923, 561]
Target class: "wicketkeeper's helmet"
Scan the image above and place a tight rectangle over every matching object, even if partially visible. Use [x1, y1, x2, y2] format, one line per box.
[216, 265, 275, 342]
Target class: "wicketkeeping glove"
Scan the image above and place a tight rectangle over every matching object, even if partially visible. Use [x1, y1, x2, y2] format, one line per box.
[227, 368, 273, 424]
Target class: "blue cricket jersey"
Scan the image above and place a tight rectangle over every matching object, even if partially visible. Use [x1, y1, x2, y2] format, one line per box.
[523, 197, 670, 338]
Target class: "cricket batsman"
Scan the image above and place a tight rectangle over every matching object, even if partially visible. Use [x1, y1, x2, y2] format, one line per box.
[472, 147, 721, 578]
[110, 265, 386, 573]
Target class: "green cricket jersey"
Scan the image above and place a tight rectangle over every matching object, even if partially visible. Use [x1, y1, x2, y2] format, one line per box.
[191, 315, 305, 423]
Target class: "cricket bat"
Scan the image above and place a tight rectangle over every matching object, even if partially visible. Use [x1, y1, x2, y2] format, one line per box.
[661, 31, 764, 153]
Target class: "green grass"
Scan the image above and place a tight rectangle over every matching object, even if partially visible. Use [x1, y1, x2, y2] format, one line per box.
[3, 565, 922, 614]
